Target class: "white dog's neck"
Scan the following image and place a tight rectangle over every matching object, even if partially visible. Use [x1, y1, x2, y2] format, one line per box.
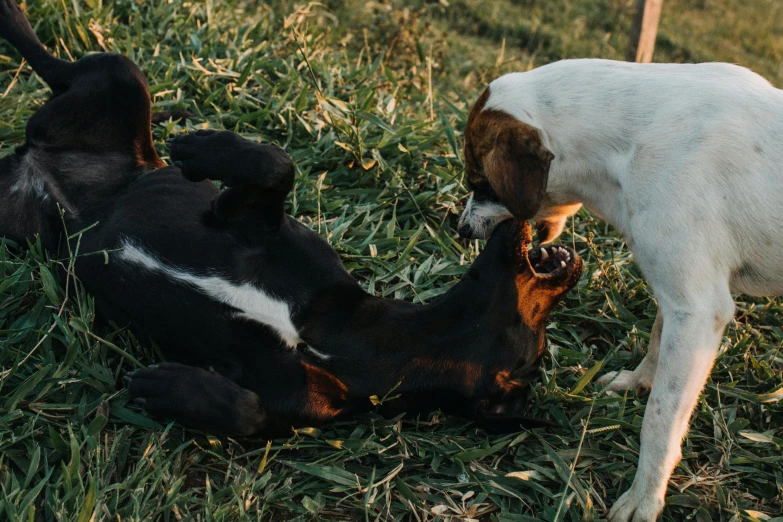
[545, 143, 632, 237]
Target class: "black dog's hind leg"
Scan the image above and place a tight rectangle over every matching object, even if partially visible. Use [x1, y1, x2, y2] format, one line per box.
[0, 0, 163, 251]
[1, 0, 162, 166]
[125, 362, 267, 436]
[167, 130, 294, 224]
[0, 0, 74, 91]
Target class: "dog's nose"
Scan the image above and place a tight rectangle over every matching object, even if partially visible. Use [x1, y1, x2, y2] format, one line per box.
[457, 223, 473, 238]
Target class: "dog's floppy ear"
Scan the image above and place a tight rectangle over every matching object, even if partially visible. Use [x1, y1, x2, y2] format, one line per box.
[483, 120, 554, 220]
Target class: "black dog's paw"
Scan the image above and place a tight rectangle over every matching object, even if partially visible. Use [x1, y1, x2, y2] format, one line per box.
[167, 130, 293, 190]
[167, 130, 248, 183]
[166, 129, 231, 181]
[124, 362, 267, 436]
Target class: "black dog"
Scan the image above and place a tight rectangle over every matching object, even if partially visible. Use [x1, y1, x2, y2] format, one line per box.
[0, 1, 582, 436]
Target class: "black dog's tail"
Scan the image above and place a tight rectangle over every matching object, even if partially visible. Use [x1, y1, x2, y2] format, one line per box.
[0, 0, 74, 92]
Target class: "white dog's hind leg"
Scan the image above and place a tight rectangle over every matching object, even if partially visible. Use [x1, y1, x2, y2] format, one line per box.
[608, 291, 734, 522]
[598, 310, 662, 393]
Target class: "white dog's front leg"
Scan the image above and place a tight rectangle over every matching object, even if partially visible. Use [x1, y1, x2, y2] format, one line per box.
[608, 296, 733, 522]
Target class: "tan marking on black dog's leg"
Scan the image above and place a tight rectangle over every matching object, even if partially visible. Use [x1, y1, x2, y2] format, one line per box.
[301, 362, 349, 421]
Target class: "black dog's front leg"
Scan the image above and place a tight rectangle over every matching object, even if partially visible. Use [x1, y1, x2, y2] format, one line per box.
[168, 130, 294, 223]
[125, 362, 267, 436]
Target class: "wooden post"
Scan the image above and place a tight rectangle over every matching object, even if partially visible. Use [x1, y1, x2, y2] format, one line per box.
[626, 0, 664, 63]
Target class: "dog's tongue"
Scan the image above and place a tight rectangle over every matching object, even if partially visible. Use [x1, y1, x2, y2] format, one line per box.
[515, 220, 536, 273]
[520, 220, 533, 248]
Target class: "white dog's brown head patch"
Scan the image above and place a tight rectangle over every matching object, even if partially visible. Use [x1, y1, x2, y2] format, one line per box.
[457, 87, 554, 239]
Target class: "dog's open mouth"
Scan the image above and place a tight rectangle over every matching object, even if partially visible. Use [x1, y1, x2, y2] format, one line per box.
[527, 244, 577, 276]
[496, 220, 581, 280]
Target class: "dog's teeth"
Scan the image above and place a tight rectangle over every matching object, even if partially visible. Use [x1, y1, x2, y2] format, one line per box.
[540, 248, 549, 261]
[560, 261, 566, 267]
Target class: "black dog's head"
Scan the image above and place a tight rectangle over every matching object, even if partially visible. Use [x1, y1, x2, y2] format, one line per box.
[444, 219, 582, 427]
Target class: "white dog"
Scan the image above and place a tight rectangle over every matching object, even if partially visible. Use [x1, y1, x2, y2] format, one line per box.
[456, 58, 783, 521]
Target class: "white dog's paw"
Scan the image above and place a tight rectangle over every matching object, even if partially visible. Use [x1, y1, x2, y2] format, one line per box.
[608, 487, 665, 522]
[597, 370, 653, 394]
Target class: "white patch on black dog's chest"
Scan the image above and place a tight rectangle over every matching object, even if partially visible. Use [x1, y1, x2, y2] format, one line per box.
[117, 237, 302, 348]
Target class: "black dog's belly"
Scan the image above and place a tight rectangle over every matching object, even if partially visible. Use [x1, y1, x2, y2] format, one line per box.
[70, 170, 224, 354]
[72, 168, 322, 417]
[86, 168, 227, 265]
[0, 155, 59, 248]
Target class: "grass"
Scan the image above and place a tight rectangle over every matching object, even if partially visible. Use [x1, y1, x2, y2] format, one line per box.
[1, 0, 782, 520]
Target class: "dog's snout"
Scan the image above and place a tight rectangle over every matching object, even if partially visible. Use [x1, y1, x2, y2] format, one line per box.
[457, 222, 474, 238]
